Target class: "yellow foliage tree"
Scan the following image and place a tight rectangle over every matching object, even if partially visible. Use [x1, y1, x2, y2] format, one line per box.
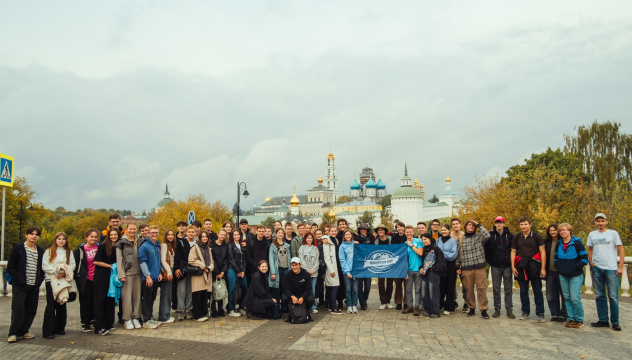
[148, 194, 233, 235]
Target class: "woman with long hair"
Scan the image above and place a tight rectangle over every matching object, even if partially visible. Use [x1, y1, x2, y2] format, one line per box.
[437, 224, 458, 314]
[323, 228, 341, 314]
[211, 229, 229, 317]
[92, 229, 120, 335]
[74, 228, 99, 332]
[298, 231, 320, 314]
[545, 224, 567, 322]
[115, 224, 142, 330]
[42, 232, 76, 339]
[222, 221, 234, 233]
[268, 228, 291, 309]
[188, 230, 214, 321]
[158, 229, 176, 323]
[339, 229, 358, 314]
[227, 230, 247, 316]
[242, 260, 280, 320]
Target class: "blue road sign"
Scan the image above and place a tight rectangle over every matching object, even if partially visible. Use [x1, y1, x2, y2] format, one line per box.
[187, 210, 195, 225]
[0, 153, 14, 187]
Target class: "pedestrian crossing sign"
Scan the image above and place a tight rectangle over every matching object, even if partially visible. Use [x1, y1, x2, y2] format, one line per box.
[0, 153, 13, 187]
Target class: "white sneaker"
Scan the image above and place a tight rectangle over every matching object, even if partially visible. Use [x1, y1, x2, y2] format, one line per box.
[347, 307, 353, 314]
[143, 320, 158, 329]
[387, 303, 394, 309]
[353, 306, 358, 314]
[229, 311, 241, 317]
[132, 319, 141, 329]
[124, 320, 134, 330]
[379, 304, 387, 310]
[311, 309, 319, 314]
[443, 310, 450, 315]
[161, 317, 175, 323]
[197, 316, 208, 322]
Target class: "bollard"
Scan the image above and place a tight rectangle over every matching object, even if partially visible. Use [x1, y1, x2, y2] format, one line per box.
[621, 264, 630, 298]
[584, 266, 594, 294]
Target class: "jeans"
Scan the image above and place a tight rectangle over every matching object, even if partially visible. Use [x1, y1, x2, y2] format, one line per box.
[344, 276, 359, 307]
[327, 286, 339, 311]
[592, 266, 620, 325]
[9, 284, 39, 337]
[405, 271, 422, 308]
[358, 278, 372, 306]
[227, 269, 248, 311]
[141, 281, 159, 321]
[310, 277, 317, 310]
[422, 271, 441, 315]
[545, 270, 566, 318]
[158, 280, 172, 321]
[490, 266, 513, 311]
[560, 274, 583, 322]
[43, 282, 67, 337]
[378, 278, 393, 304]
[517, 277, 544, 315]
[176, 276, 193, 313]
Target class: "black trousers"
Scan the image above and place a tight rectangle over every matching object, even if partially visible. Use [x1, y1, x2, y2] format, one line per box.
[171, 278, 178, 310]
[141, 281, 159, 321]
[79, 280, 94, 326]
[9, 284, 39, 337]
[281, 293, 315, 312]
[93, 284, 115, 332]
[315, 271, 325, 302]
[192, 290, 210, 319]
[43, 282, 67, 337]
[440, 260, 457, 311]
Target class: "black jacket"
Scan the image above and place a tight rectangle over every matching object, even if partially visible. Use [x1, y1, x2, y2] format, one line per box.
[242, 270, 273, 314]
[356, 233, 375, 245]
[391, 232, 407, 244]
[282, 268, 312, 299]
[246, 238, 269, 274]
[174, 238, 193, 277]
[485, 226, 513, 268]
[7, 242, 45, 288]
[211, 241, 229, 277]
[73, 243, 98, 293]
[228, 242, 246, 274]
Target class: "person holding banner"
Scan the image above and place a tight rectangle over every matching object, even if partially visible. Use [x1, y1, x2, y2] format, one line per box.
[356, 224, 374, 310]
[374, 224, 394, 310]
[403, 226, 424, 316]
[339, 230, 359, 314]
[391, 222, 408, 310]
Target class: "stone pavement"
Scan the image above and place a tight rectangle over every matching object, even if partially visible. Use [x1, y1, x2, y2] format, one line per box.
[1, 286, 630, 360]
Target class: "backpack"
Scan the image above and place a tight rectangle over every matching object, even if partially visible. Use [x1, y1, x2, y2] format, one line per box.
[285, 302, 309, 324]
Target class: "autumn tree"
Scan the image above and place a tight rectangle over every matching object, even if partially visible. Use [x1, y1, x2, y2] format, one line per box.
[356, 211, 376, 229]
[148, 194, 233, 235]
[336, 195, 352, 204]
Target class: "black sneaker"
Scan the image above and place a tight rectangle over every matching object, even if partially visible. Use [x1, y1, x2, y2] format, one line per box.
[461, 305, 469, 314]
[481, 310, 489, 319]
[81, 324, 92, 333]
[360, 304, 367, 310]
[612, 324, 622, 331]
[395, 304, 402, 310]
[467, 309, 475, 317]
[97, 329, 109, 336]
[591, 321, 610, 327]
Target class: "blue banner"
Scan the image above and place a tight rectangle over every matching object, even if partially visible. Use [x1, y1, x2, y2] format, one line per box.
[352, 244, 408, 279]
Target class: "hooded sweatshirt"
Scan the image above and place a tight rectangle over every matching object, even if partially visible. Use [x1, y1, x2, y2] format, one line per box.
[339, 241, 355, 276]
[138, 238, 162, 281]
[282, 268, 312, 299]
[246, 238, 270, 274]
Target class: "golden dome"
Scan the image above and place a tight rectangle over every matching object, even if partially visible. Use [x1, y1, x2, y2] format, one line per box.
[327, 151, 334, 160]
[317, 175, 323, 185]
[264, 196, 271, 203]
[446, 176, 452, 184]
[420, 182, 424, 189]
[290, 189, 300, 206]
[414, 178, 419, 188]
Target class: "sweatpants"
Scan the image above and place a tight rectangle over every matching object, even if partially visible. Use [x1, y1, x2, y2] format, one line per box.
[177, 276, 193, 313]
[43, 282, 67, 337]
[120, 274, 142, 321]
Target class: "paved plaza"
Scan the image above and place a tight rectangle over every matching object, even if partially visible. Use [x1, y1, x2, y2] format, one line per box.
[1, 286, 630, 360]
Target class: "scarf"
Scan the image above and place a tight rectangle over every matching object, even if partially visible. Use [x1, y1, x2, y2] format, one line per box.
[197, 241, 211, 266]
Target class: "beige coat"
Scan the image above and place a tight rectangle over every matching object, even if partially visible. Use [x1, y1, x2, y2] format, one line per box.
[188, 244, 214, 292]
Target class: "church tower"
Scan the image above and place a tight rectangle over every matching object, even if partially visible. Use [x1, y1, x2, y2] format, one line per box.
[326, 151, 339, 202]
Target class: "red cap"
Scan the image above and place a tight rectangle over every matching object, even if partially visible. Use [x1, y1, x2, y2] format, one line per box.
[494, 216, 505, 223]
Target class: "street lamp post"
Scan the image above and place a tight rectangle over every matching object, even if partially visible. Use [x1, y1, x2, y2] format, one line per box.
[236, 182, 250, 225]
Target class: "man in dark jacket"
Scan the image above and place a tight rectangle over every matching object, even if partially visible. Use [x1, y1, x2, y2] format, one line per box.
[281, 257, 315, 320]
[7, 227, 45, 343]
[485, 216, 515, 319]
[245, 226, 270, 282]
[391, 221, 407, 310]
[239, 219, 255, 246]
[356, 223, 374, 310]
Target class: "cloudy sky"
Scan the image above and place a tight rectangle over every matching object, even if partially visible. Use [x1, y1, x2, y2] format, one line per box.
[2, 0, 631, 212]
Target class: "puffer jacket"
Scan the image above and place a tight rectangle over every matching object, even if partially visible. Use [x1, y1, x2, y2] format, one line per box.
[116, 235, 141, 278]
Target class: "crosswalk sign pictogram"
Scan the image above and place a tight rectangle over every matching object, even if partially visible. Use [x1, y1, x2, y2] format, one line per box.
[0, 153, 13, 187]
[187, 211, 195, 225]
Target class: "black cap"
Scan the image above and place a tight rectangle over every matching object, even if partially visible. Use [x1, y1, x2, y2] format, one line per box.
[239, 218, 249, 224]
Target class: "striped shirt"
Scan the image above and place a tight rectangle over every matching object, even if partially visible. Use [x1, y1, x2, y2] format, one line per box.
[25, 243, 39, 286]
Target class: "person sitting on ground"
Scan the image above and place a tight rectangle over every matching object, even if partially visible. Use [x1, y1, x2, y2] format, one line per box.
[243, 260, 280, 320]
[281, 257, 315, 321]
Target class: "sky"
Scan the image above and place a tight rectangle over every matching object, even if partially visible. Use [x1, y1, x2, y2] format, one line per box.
[1, 0, 631, 213]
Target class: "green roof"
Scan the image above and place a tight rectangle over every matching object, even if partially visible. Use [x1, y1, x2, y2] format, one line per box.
[157, 198, 174, 207]
[391, 186, 423, 199]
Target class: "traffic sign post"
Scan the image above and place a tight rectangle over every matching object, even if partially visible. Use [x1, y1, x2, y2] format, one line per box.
[1, 153, 14, 262]
[187, 210, 195, 225]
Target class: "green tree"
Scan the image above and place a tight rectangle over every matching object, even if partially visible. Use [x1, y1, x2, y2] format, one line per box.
[260, 216, 277, 229]
[379, 194, 392, 208]
[356, 211, 376, 229]
[336, 195, 352, 204]
[320, 211, 337, 227]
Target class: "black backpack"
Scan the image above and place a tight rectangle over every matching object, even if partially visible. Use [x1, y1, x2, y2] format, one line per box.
[285, 302, 309, 324]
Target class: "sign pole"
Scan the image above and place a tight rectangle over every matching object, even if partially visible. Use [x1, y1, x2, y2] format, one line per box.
[1, 186, 5, 261]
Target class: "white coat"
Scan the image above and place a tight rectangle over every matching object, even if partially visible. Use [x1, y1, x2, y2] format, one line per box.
[322, 242, 340, 287]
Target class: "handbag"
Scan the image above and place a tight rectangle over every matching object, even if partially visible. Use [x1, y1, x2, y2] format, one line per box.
[213, 278, 228, 301]
[183, 263, 204, 277]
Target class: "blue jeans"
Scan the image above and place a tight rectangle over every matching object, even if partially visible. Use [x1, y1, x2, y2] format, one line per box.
[358, 278, 372, 306]
[310, 277, 317, 310]
[592, 266, 620, 325]
[327, 286, 339, 311]
[344, 276, 359, 307]
[422, 271, 441, 315]
[560, 274, 583, 322]
[227, 269, 248, 311]
[517, 277, 544, 315]
[158, 280, 172, 321]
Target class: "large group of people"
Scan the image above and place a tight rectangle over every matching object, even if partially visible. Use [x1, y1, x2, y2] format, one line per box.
[5, 212, 625, 343]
